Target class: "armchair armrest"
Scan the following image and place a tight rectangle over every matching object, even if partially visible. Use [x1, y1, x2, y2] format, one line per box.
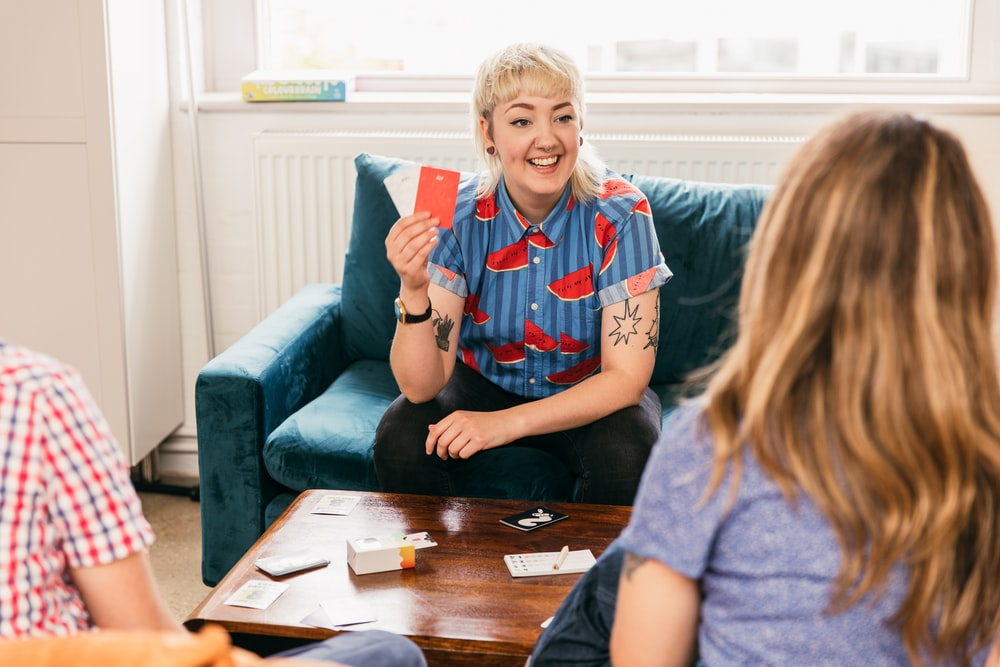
[195, 283, 344, 585]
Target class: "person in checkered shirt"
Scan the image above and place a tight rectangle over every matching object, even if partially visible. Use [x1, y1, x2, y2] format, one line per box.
[0, 338, 179, 636]
[0, 340, 428, 666]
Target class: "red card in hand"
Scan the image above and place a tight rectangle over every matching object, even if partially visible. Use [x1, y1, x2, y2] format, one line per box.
[384, 165, 461, 229]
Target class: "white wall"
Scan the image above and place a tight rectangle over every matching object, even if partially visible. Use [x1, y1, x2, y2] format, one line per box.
[157, 93, 1000, 476]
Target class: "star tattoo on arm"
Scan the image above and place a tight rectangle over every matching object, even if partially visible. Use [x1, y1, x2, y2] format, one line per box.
[609, 298, 642, 346]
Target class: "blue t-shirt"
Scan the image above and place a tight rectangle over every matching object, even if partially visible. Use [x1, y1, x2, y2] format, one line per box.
[428, 171, 671, 399]
[619, 401, 989, 666]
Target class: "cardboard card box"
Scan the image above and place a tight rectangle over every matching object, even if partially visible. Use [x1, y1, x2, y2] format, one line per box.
[347, 535, 416, 575]
[241, 70, 355, 102]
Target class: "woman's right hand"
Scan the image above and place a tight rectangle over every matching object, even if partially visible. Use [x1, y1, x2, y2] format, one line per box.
[385, 211, 438, 291]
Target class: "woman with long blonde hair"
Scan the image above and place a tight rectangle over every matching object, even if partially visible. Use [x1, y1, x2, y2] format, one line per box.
[532, 111, 1000, 666]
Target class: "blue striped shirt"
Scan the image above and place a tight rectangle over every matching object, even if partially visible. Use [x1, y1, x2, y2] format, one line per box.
[428, 171, 671, 398]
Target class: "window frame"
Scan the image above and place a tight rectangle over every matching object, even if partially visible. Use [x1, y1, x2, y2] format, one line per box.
[200, 0, 1000, 98]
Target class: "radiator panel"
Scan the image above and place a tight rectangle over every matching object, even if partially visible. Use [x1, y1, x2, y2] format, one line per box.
[252, 130, 801, 316]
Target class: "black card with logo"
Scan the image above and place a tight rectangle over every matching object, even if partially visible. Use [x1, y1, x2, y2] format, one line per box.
[499, 506, 569, 532]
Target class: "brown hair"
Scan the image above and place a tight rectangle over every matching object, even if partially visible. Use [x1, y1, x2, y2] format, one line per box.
[702, 110, 1000, 665]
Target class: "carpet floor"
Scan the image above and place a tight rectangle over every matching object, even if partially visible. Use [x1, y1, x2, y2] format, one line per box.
[138, 486, 214, 623]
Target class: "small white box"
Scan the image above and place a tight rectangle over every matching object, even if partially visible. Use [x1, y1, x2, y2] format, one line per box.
[347, 536, 416, 575]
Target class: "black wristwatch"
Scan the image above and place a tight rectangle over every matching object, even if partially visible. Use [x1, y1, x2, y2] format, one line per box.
[394, 297, 433, 324]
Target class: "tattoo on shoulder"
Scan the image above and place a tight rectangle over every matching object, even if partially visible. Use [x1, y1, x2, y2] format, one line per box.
[622, 552, 649, 581]
[609, 298, 642, 346]
[433, 311, 454, 351]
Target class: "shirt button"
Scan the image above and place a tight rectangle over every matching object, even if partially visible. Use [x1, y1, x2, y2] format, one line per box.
[529, 378, 536, 384]
[530, 303, 538, 311]
[532, 257, 541, 265]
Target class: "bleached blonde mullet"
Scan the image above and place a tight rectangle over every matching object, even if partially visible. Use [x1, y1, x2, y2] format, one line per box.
[471, 43, 606, 203]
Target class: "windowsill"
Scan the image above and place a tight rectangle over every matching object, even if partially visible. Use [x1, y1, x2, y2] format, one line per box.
[191, 90, 1000, 115]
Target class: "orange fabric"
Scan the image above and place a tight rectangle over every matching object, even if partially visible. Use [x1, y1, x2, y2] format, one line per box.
[0, 625, 256, 667]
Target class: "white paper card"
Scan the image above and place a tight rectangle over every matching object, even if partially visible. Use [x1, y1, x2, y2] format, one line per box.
[504, 549, 597, 577]
[311, 494, 361, 515]
[384, 165, 420, 217]
[223, 580, 289, 609]
[401, 531, 438, 549]
[319, 597, 378, 628]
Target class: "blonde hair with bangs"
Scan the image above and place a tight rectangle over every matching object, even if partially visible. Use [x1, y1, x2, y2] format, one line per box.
[472, 43, 606, 202]
[702, 111, 1000, 665]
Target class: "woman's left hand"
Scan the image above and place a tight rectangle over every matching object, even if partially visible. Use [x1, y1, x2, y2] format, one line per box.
[426, 410, 512, 460]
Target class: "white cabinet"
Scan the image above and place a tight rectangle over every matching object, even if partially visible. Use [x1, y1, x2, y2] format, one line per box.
[0, 0, 183, 465]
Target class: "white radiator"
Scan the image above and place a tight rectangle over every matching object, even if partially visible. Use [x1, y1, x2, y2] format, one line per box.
[252, 130, 802, 317]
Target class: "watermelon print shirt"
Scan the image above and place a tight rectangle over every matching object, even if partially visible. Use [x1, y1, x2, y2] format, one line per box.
[427, 170, 672, 399]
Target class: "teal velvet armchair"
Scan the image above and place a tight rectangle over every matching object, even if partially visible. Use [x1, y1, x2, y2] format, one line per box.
[195, 152, 771, 586]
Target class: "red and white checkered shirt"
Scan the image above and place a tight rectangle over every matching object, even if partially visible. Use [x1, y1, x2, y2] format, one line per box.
[0, 340, 154, 637]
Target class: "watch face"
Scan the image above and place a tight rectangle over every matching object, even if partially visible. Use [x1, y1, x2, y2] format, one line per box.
[393, 297, 431, 324]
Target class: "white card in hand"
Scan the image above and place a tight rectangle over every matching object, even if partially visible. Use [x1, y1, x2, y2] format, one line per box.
[384, 166, 421, 217]
[384, 165, 460, 229]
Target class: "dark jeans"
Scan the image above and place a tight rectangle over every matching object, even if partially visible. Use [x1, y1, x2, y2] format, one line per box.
[529, 538, 626, 667]
[373, 363, 661, 505]
[274, 629, 427, 666]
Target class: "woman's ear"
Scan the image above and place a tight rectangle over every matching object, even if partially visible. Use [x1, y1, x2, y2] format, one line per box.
[479, 116, 492, 145]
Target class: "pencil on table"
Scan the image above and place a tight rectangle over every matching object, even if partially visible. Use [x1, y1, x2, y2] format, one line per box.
[553, 545, 570, 570]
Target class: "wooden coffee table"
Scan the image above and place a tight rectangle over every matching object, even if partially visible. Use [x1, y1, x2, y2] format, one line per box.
[185, 490, 630, 666]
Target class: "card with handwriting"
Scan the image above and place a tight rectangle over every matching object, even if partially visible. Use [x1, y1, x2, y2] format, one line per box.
[311, 494, 361, 515]
[504, 549, 596, 577]
[223, 580, 289, 609]
[384, 165, 461, 229]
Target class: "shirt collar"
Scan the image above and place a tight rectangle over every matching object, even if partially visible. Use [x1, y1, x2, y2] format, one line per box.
[496, 176, 573, 245]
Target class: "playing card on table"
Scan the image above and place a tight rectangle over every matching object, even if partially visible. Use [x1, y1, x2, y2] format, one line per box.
[320, 597, 378, 628]
[301, 596, 378, 629]
[400, 531, 438, 549]
[499, 506, 569, 532]
[311, 494, 361, 515]
[223, 580, 289, 609]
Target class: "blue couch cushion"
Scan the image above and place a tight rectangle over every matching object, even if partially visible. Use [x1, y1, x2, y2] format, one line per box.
[340, 154, 408, 364]
[624, 175, 771, 385]
[340, 153, 480, 364]
[263, 359, 400, 491]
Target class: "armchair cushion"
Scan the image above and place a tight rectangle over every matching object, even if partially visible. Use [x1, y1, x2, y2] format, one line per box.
[263, 359, 398, 492]
[627, 175, 769, 385]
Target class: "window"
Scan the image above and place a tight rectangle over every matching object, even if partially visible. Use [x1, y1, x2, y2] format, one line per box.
[202, 0, 1000, 95]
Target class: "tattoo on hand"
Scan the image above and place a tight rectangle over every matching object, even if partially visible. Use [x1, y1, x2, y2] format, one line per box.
[622, 552, 649, 581]
[609, 298, 642, 346]
[433, 312, 454, 351]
